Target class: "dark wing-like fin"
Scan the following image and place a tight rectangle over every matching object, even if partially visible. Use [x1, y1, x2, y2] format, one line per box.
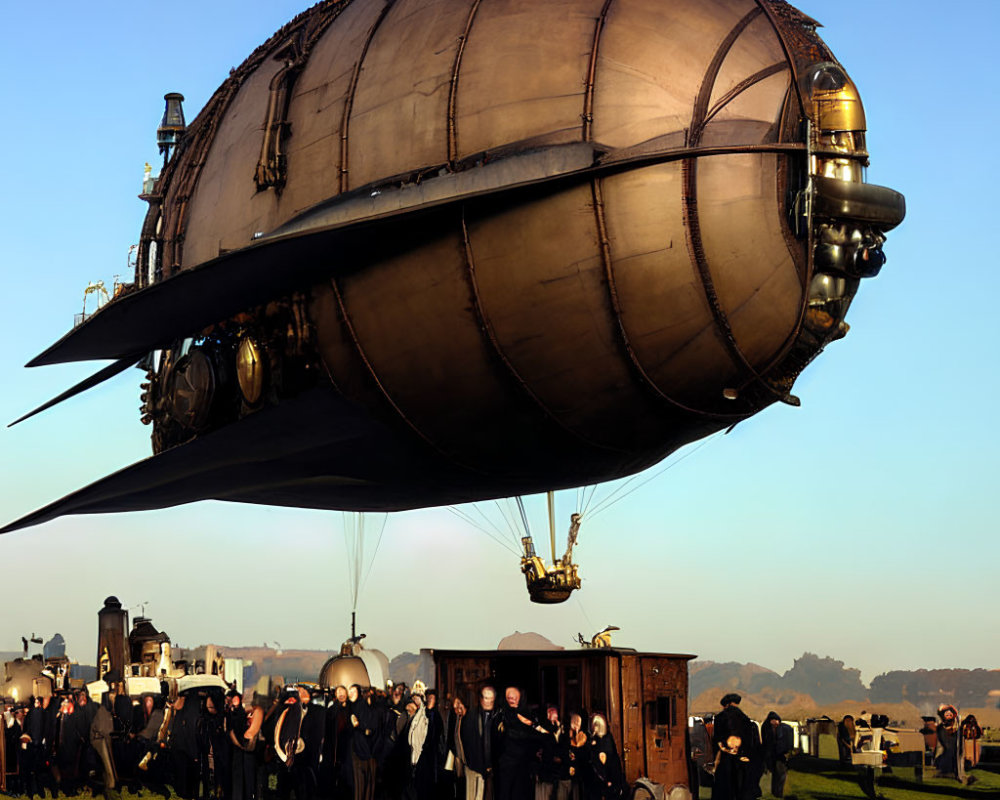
[0, 387, 485, 534]
[9, 356, 139, 427]
[28, 143, 601, 367]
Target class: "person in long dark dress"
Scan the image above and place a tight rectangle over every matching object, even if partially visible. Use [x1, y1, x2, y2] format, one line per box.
[934, 704, 960, 778]
[55, 697, 85, 796]
[564, 714, 588, 800]
[584, 714, 621, 800]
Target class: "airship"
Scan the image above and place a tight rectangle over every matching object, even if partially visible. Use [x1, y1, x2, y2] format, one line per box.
[3, 0, 904, 533]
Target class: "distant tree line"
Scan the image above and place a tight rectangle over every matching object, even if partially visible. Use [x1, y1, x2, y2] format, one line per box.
[692, 653, 1000, 707]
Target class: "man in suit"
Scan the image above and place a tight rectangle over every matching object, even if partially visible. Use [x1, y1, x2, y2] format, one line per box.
[460, 686, 500, 800]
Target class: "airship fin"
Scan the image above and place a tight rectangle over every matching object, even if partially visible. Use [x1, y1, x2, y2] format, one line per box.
[9, 356, 138, 428]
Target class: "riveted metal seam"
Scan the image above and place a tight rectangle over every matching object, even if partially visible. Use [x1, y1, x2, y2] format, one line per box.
[459, 208, 631, 453]
[339, 0, 395, 194]
[582, 0, 615, 142]
[590, 177, 740, 420]
[682, 6, 793, 400]
[702, 61, 789, 128]
[447, 0, 483, 167]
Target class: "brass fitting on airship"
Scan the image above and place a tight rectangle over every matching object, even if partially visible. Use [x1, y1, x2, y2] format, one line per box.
[236, 334, 266, 406]
[797, 62, 905, 341]
[142, 293, 319, 453]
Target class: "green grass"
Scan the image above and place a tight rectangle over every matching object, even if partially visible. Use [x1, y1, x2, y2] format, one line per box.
[737, 756, 1000, 800]
[15, 760, 1000, 800]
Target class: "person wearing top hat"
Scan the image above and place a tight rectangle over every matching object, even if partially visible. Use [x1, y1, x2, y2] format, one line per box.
[711, 694, 760, 800]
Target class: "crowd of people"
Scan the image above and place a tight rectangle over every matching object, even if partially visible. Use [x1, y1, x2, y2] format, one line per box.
[2, 680, 626, 800]
[835, 704, 986, 780]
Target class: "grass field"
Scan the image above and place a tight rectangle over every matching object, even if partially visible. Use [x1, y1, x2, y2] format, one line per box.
[697, 755, 1000, 799]
[10, 760, 1000, 800]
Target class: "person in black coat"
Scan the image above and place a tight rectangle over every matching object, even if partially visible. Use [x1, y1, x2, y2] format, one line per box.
[494, 687, 545, 800]
[227, 692, 256, 800]
[169, 694, 202, 800]
[322, 686, 353, 800]
[22, 696, 53, 799]
[55, 696, 86, 795]
[535, 706, 564, 800]
[585, 714, 621, 800]
[760, 711, 792, 798]
[711, 694, 760, 800]
[348, 685, 380, 800]
[459, 686, 500, 800]
[199, 693, 230, 800]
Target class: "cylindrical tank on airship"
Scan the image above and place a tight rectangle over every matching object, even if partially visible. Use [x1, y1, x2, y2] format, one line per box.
[319, 639, 390, 690]
[97, 596, 130, 681]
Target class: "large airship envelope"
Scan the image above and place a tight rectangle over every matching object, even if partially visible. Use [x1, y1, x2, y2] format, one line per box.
[3, 0, 903, 533]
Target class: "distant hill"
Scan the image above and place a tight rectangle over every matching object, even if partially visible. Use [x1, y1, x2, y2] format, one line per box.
[690, 652, 1000, 722]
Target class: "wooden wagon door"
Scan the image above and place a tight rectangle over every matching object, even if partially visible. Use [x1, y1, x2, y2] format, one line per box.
[640, 656, 689, 789]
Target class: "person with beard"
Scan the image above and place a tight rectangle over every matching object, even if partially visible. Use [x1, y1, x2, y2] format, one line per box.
[535, 706, 564, 800]
[710, 694, 760, 800]
[584, 714, 621, 800]
[460, 686, 499, 800]
[494, 686, 546, 800]
[760, 712, 792, 799]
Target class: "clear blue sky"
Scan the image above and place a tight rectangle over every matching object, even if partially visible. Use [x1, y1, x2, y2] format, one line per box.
[0, 1, 996, 685]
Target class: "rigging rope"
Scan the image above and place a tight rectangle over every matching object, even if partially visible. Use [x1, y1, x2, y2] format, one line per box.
[446, 505, 521, 556]
[342, 511, 388, 613]
[585, 431, 722, 519]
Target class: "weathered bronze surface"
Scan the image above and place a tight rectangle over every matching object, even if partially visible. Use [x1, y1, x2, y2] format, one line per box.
[4, 0, 904, 532]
